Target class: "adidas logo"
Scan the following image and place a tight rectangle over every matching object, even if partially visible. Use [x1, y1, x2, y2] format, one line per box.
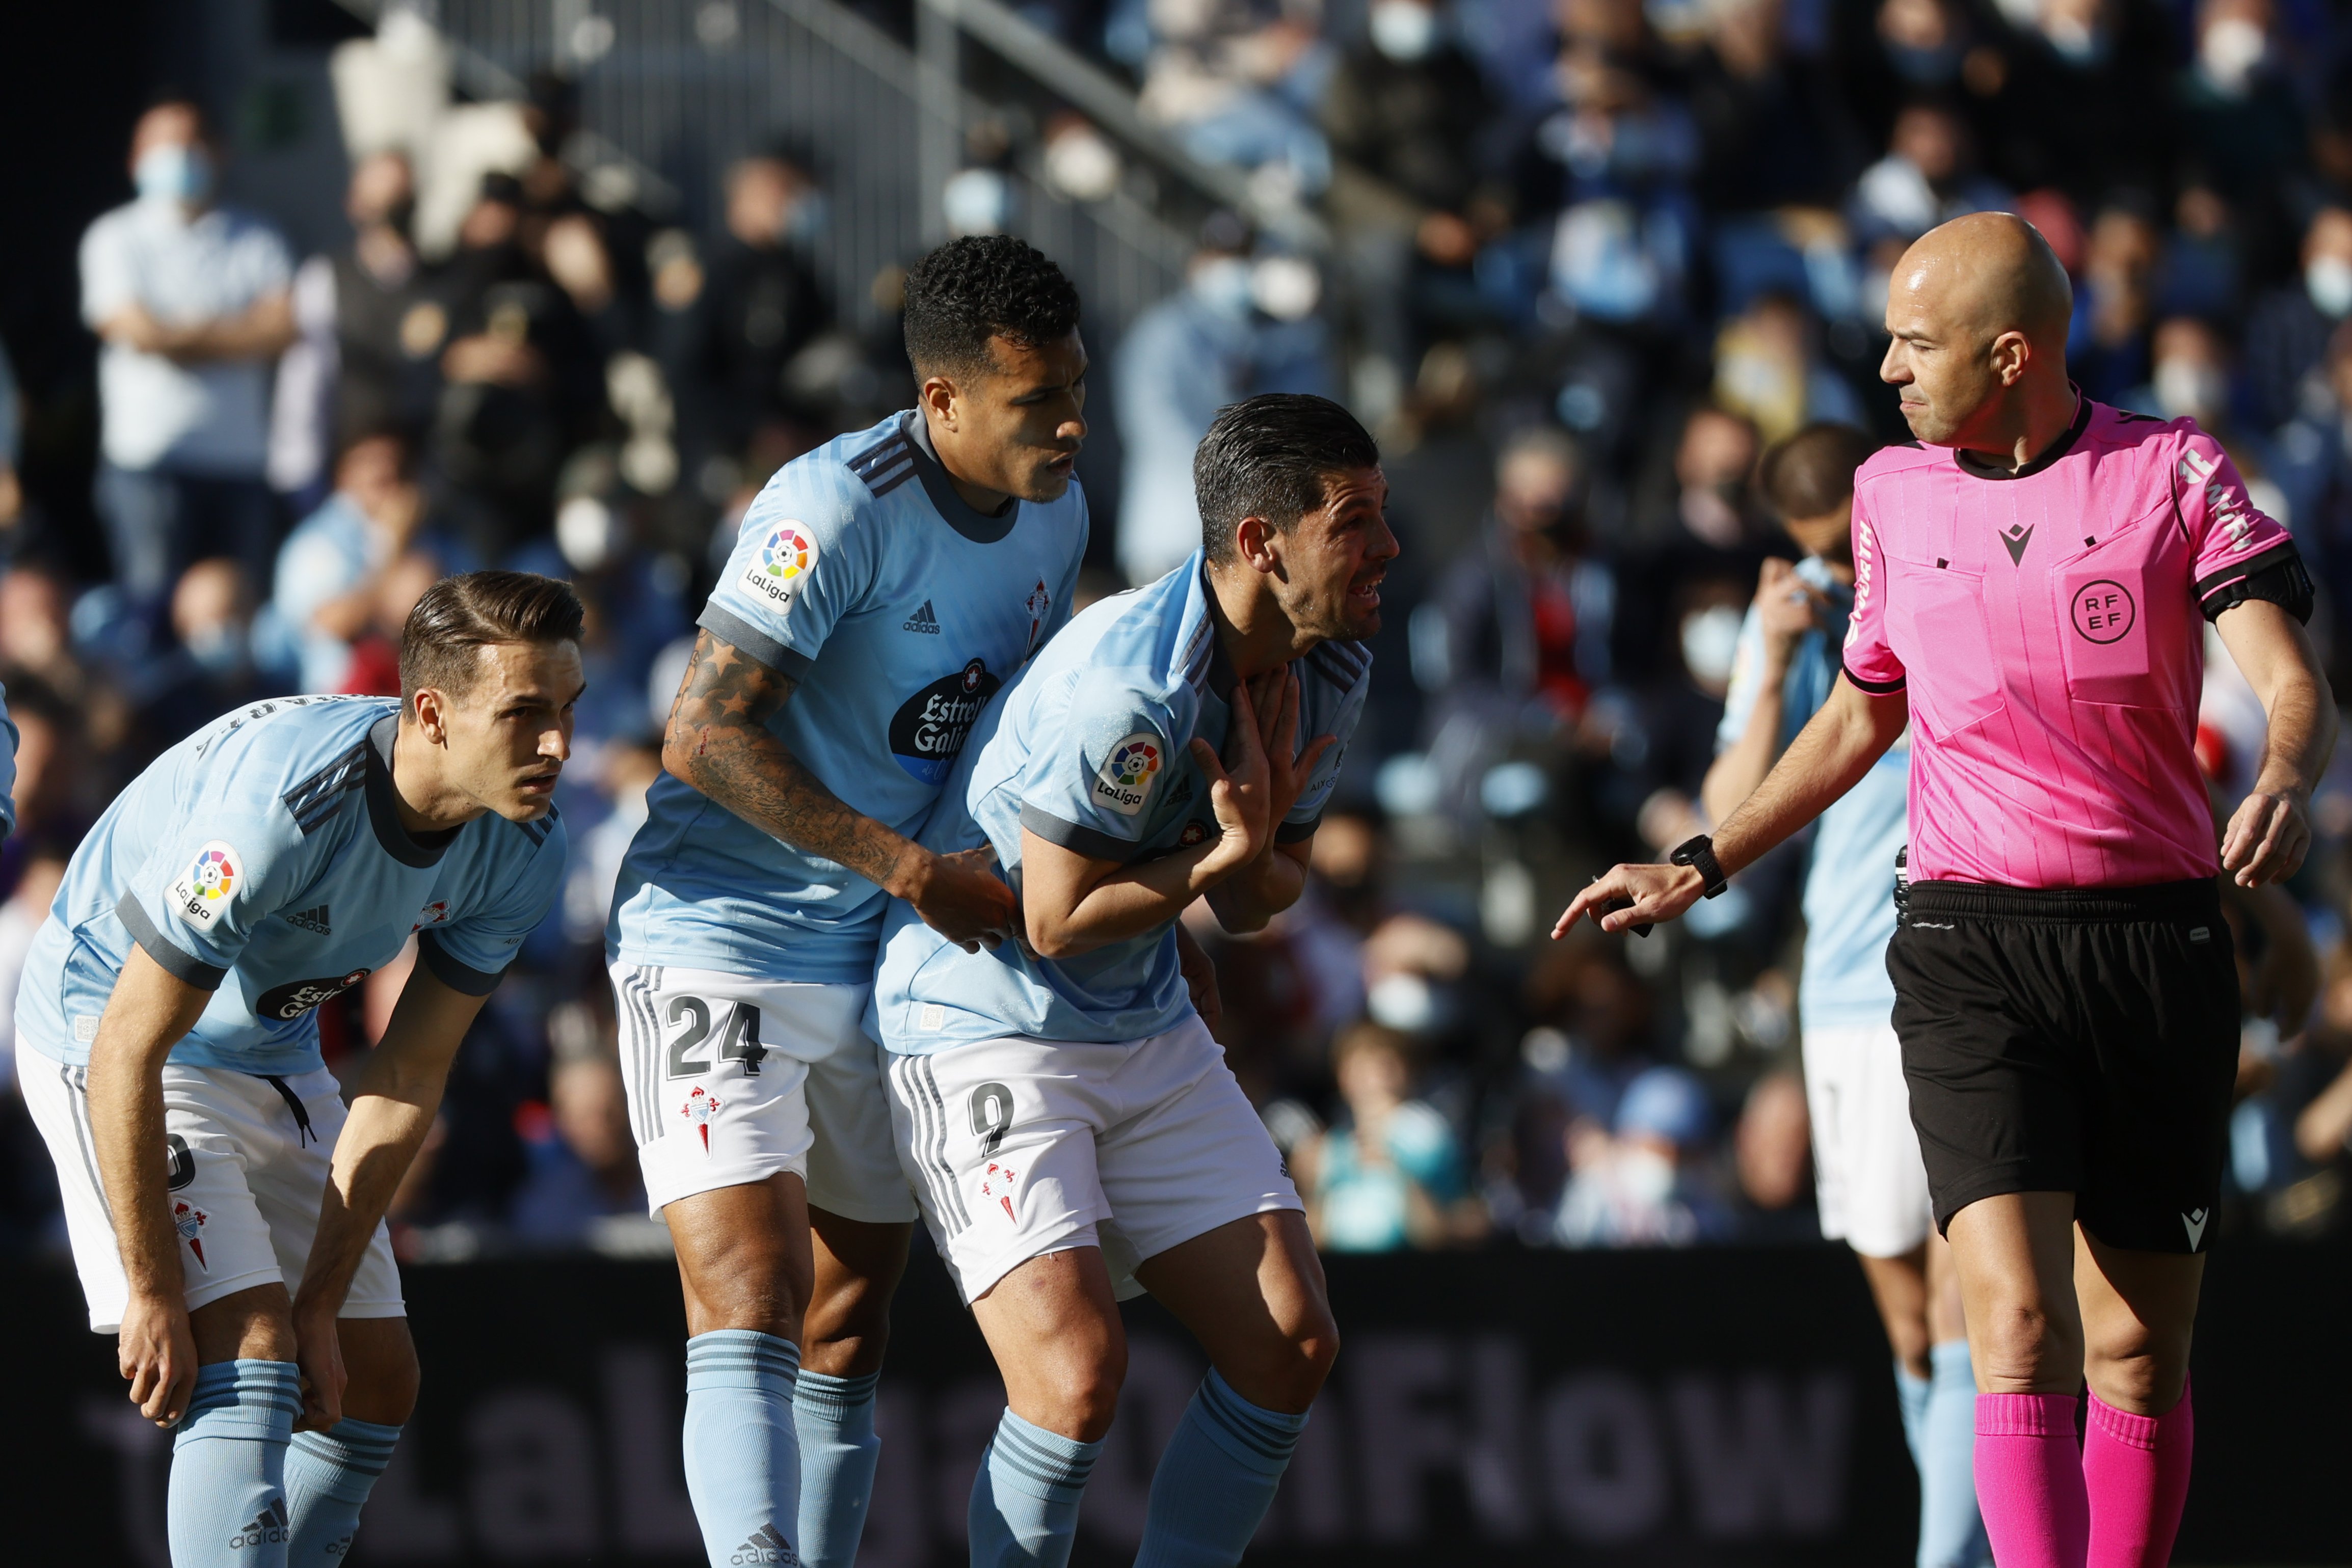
[732, 1523, 799, 1564]
[284, 904, 332, 935]
[903, 600, 942, 634]
[229, 1496, 290, 1549]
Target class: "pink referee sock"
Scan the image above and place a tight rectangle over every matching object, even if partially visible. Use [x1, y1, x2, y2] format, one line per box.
[2082, 1383, 2193, 1568]
[1975, 1392, 2089, 1568]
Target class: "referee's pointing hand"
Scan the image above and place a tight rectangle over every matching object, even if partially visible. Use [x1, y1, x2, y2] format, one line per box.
[1552, 860, 1711, 939]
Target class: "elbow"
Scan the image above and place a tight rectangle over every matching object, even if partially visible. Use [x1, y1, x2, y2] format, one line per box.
[1025, 914, 1087, 961]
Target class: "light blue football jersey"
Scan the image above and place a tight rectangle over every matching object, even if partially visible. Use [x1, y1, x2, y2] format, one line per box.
[608, 411, 1088, 983]
[1715, 555, 1909, 1031]
[873, 551, 1368, 1052]
[17, 696, 567, 1076]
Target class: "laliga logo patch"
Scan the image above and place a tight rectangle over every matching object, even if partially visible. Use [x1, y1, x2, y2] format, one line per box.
[742, 522, 818, 609]
[167, 841, 244, 929]
[1092, 733, 1162, 816]
[682, 1085, 724, 1154]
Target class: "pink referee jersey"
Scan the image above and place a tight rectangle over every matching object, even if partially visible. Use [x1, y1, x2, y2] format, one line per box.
[1841, 393, 2297, 887]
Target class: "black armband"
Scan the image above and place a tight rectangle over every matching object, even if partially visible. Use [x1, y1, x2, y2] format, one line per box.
[2198, 543, 2314, 625]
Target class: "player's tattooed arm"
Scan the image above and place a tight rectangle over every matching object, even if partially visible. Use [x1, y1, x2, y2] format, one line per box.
[662, 629, 1015, 946]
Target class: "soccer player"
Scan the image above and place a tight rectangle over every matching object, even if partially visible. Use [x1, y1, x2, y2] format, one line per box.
[1560, 212, 2333, 1568]
[1704, 421, 1986, 1568]
[16, 571, 580, 1567]
[871, 392, 1392, 1568]
[606, 235, 1090, 1568]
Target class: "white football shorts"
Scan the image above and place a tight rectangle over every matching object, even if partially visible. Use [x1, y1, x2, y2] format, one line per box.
[1805, 1017, 1935, 1258]
[886, 1014, 1301, 1305]
[21, 1055, 404, 1333]
[610, 963, 917, 1222]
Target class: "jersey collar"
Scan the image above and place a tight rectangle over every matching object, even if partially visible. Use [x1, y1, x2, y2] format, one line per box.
[1952, 385, 2092, 481]
[366, 714, 463, 868]
[904, 412, 1021, 544]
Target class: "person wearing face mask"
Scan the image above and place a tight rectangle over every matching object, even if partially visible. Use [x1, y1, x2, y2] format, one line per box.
[2246, 206, 2352, 432]
[1612, 404, 1770, 689]
[2173, 0, 2305, 200]
[81, 99, 298, 613]
[1115, 215, 1333, 585]
[129, 559, 291, 760]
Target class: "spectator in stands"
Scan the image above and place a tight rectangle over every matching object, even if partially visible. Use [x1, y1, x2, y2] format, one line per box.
[81, 98, 296, 607]
[2247, 206, 2352, 431]
[1115, 214, 1332, 583]
[510, 1001, 647, 1243]
[272, 427, 427, 692]
[0, 337, 21, 558]
[690, 151, 835, 457]
[1555, 1063, 1729, 1246]
[1687, 0, 1860, 215]
[1612, 404, 1764, 688]
[2069, 199, 2166, 404]
[1733, 1070, 1814, 1238]
[2173, 0, 2305, 199]
[1848, 98, 2010, 250]
[130, 558, 281, 753]
[1297, 1021, 1482, 1251]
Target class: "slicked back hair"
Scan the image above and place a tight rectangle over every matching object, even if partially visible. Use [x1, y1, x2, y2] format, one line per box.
[399, 570, 585, 708]
[902, 236, 1082, 380]
[1194, 394, 1381, 566]
[1759, 422, 1878, 521]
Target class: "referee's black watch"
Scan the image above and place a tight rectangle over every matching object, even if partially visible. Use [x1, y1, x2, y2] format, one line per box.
[1670, 834, 1729, 899]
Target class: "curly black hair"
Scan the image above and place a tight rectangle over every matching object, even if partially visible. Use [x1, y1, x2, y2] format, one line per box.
[901, 235, 1082, 379]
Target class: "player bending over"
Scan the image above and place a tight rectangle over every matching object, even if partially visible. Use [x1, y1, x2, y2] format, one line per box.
[871, 392, 1392, 1568]
[1706, 421, 1986, 1568]
[1561, 213, 2333, 1568]
[19, 571, 580, 1567]
[606, 235, 1089, 1568]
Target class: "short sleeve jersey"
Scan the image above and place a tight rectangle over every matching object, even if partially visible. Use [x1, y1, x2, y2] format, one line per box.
[872, 552, 1369, 1052]
[1840, 395, 2299, 887]
[1716, 556, 1908, 1030]
[16, 697, 567, 1075]
[608, 412, 1087, 983]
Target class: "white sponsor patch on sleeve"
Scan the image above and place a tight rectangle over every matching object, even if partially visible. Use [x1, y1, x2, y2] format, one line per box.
[1090, 733, 1165, 817]
[166, 841, 245, 930]
[739, 521, 820, 613]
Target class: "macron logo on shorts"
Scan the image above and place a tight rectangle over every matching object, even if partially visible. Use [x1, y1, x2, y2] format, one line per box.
[2182, 1208, 2209, 1250]
[167, 841, 244, 929]
[1092, 734, 1163, 816]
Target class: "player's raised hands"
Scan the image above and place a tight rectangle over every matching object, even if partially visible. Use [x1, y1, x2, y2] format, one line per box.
[1552, 860, 1711, 940]
[1189, 678, 1274, 871]
[908, 843, 1020, 953]
[118, 1289, 197, 1427]
[1251, 665, 1337, 831]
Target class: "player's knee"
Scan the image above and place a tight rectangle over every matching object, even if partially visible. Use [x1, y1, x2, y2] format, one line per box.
[2084, 1320, 2192, 1410]
[1974, 1301, 2071, 1388]
[1028, 1352, 1126, 1442]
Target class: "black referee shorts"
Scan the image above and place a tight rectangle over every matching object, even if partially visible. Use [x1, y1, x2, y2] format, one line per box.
[1887, 878, 2238, 1255]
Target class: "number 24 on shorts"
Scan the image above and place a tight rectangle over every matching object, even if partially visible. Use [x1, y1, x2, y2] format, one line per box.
[662, 997, 768, 1077]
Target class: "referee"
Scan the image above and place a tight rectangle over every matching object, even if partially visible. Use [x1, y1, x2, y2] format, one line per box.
[1561, 212, 2335, 1568]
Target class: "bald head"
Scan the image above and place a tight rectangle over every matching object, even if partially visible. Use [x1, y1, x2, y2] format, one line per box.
[1882, 212, 2079, 454]
[1896, 212, 2073, 347]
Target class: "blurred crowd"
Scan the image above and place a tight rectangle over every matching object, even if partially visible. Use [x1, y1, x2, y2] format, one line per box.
[8, 0, 2352, 1263]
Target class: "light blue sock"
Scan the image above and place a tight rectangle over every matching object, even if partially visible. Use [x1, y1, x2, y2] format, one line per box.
[1920, 1339, 1991, 1568]
[683, 1331, 802, 1568]
[1895, 1357, 1932, 1472]
[793, 1369, 881, 1568]
[1134, 1370, 1310, 1568]
[170, 1359, 301, 1565]
[968, 1408, 1102, 1568]
[283, 1417, 400, 1565]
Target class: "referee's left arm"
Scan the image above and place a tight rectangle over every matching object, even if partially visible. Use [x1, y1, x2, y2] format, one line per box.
[2213, 599, 2336, 887]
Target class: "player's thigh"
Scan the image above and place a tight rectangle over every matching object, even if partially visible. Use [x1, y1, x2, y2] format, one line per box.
[667, 1172, 814, 1339]
[1944, 1189, 2083, 1392]
[2073, 1226, 2204, 1415]
[969, 1245, 1128, 1441]
[188, 1281, 297, 1364]
[22, 1060, 300, 1332]
[804, 1210, 914, 1375]
[1134, 1209, 1335, 1414]
[337, 1315, 422, 1426]
[1093, 1020, 1302, 1292]
[1813, 1019, 1934, 1258]
[610, 962, 819, 1216]
[245, 1068, 405, 1322]
[806, 1018, 921, 1226]
[883, 1041, 1114, 1306]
